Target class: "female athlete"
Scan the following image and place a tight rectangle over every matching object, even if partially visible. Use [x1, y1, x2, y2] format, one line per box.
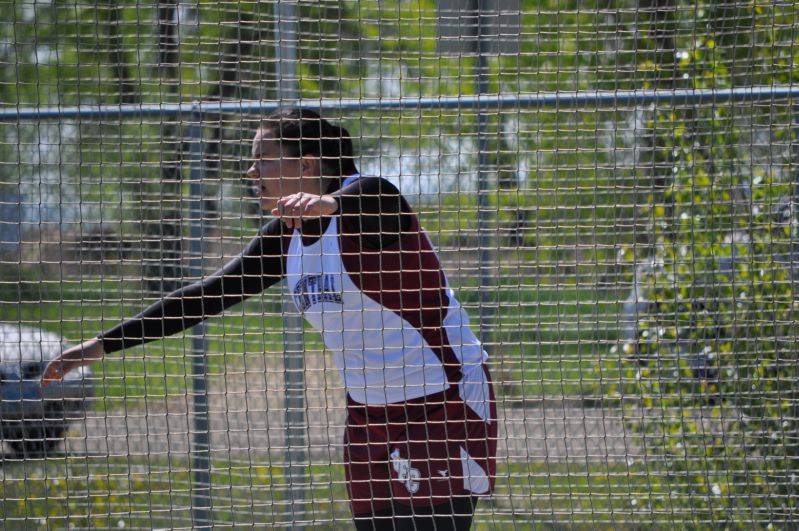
[43, 108, 497, 531]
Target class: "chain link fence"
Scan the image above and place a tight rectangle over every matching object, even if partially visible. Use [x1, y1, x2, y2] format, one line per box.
[1, 1, 798, 527]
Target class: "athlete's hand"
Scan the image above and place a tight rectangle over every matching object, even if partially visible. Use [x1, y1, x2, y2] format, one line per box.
[272, 192, 339, 229]
[41, 338, 105, 387]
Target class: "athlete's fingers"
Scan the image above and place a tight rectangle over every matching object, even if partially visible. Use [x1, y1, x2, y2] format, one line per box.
[287, 194, 305, 209]
[288, 194, 321, 216]
[289, 196, 312, 221]
[42, 339, 104, 387]
[42, 358, 77, 386]
[302, 198, 317, 215]
[273, 195, 300, 225]
[41, 361, 64, 386]
[300, 195, 320, 215]
[271, 204, 296, 228]
[290, 193, 318, 216]
[273, 193, 331, 227]
[280, 193, 303, 214]
[284, 209, 299, 228]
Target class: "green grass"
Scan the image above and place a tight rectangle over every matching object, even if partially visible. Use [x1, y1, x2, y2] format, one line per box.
[473, 283, 627, 402]
[0, 455, 349, 529]
[2, 455, 761, 528]
[0, 455, 689, 529]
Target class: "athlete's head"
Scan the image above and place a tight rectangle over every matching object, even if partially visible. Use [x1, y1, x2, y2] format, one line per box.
[247, 108, 357, 211]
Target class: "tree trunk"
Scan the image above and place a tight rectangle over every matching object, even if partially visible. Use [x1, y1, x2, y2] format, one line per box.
[105, 3, 139, 105]
[145, 0, 183, 294]
[204, 13, 261, 223]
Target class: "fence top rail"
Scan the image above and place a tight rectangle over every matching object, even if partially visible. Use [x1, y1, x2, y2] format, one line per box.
[1, 86, 798, 121]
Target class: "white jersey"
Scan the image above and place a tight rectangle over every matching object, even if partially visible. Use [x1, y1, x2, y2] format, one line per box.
[285, 177, 490, 407]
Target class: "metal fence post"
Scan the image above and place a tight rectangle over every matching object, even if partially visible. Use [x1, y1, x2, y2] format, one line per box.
[792, 101, 799, 281]
[188, 107, 212, 528]
[275, 0, 307, 524]
[476, 4, 495, 344]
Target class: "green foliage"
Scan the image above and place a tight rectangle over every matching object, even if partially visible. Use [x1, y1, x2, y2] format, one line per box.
[601, 0, 799, 522]
[0, 456, 663, 528]
[0, 456, 349, 528]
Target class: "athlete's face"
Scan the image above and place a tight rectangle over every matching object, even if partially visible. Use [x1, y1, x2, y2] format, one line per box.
[246, 131, 321, 211]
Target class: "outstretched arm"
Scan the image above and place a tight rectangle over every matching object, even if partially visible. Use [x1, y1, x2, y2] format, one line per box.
[42, 218, 290, 384]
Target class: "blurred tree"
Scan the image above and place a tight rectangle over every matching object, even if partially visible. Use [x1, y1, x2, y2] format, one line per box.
[605, 0, 799, 522]
[144, 0, 184, 294]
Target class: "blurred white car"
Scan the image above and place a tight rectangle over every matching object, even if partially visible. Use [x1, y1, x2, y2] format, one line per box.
[0, 323, 92, 456]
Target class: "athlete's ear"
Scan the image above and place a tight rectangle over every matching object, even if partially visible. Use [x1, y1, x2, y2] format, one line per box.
[300, 156, 321, 178]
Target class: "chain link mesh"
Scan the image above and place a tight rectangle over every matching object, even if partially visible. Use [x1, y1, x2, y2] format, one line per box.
[1, 1, 798, 527]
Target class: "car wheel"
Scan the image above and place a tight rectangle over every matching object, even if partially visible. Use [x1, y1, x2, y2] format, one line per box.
[6, 422, 66, 457]
[3, 404, 68, 458]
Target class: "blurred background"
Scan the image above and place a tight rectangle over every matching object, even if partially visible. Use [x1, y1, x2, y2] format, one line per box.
[1, 1, 798, 527]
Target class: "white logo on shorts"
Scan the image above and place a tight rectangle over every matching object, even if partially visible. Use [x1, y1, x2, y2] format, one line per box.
[390, 448, 420, 493]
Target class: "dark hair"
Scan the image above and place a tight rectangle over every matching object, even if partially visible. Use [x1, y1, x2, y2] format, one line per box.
[258, 108, 358, 176]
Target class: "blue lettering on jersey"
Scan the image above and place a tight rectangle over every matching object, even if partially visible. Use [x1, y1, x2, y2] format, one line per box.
[293, 274, 342, 312]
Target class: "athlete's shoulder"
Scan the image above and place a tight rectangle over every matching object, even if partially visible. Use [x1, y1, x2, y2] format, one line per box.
[340, 175, 401, 195]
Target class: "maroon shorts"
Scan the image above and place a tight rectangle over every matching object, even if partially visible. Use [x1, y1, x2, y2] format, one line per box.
[344, 367, 497, 516]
